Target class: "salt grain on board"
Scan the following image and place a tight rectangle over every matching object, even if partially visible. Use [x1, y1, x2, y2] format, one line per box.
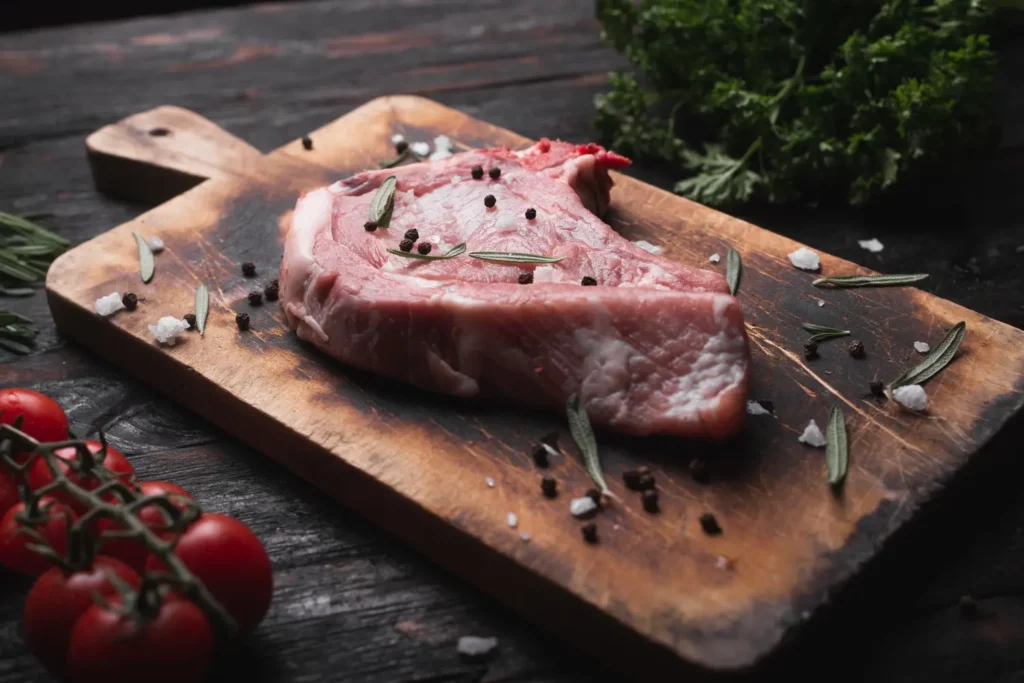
[94, 292, 124, 316]
[570, 496, 597, 518]
[746, 400, 772, 416]
[520, 532, 531, 542]
[147, 236, 165, 252]
[390, 133, 405, 145]
[914, 341, 930, 354]
[485, 477, 495, 488]
[858, 238, 884, 253]
[788, 247, 821, 271]
[148, 317, 190, 346]
[798, 420, 827, 448]
[893, 384, 928, 411]
[410, 141, 430, 156]
[709, 253, 721, 263]
[506, 512, 518, 528]
[457, 636, 497, 657]
[633, 240, 662, 255]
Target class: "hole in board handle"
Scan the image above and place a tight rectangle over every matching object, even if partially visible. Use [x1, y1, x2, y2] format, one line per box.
[149, 128, 171, 137]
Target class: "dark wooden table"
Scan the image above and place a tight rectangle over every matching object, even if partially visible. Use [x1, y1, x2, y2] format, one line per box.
[3, 2, 1024, 681]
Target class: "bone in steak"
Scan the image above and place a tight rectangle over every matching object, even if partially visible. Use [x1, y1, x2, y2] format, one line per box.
[280, 139, 750, 440]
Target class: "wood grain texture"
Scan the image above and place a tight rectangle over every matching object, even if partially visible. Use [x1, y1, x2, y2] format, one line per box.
[43, 95, 1024, 676]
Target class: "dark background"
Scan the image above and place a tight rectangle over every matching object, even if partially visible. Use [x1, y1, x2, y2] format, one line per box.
[2, 1, 1024, 681]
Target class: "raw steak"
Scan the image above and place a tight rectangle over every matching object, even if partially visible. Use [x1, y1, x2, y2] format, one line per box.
[281, 139, 750, 440]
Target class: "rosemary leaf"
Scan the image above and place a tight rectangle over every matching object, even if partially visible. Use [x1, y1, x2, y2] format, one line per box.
[195, 284, 210, 336]
[0, 310, 32, 325]
[467, 251, 564, 264]
[132, 231, 155, 283]
[802, 322, 851, 343]
[369, 176, 398, 228]
[387, 242, 467, 261]
[566, 393, 610, 496]
[0, 212, 68, 249]
[0, 336, 34, 355]
[813, 273, 929, 288]
[378, 149, 426, 169]
[726, 248, 741, 295]
[890, 321, 966, 390]
[0, 309, 35, 355]
[825, 405, 848, 487]
[0, 286, 35, 297]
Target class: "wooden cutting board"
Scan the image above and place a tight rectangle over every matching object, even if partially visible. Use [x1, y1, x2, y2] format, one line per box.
[48, 97, 1024, 676]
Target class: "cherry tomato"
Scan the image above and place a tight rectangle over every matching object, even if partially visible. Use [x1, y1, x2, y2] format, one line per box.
[0, 388, 69, 444]
[0, 496, 76, 576]
[28, 441, 135, 513]
[0, 468, 19, 518]
[145, 513, 272, 635]
[24, 557, 141, 677]
[96, 481, 194, 572]
[67, 592, 212, 683]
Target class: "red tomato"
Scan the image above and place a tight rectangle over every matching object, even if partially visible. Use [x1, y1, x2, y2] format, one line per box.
[0, 388, 69, 445]
[28, 441, 135, 513]
[96, 481, 194, 572]
[0, 496, 76, 576]
[24, 557, 141, 677]
[145, 513, 272, 635]
[0, 469, 19, 518]
[67, 592, 212, 683]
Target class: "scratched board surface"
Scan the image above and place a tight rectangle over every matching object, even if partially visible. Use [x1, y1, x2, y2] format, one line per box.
[46, 96, 1024, 676]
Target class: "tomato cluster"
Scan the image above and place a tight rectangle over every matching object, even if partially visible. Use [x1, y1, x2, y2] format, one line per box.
[0, 388, 274, 683]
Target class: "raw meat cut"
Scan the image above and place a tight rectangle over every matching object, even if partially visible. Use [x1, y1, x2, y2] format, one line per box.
[280, 139, 750, 440]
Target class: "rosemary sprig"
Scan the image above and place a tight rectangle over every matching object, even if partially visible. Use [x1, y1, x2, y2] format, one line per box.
[726, 248, 741, 295]
[890, 321, 966, 390]
[566, 393, 611, 497]
[379, 148, 426, 168]
[388, 242, 467, 261]
[802, 323, 851, 343]
[369, 176, 398, 228]
[825, 405, 848, 487]
[0, 212, 68, 287]
[195, 284, 209, 335]
[0, 309, 36, 355]
[812, 273, 929, 288]
[467, 251, 564, 264]
[132, 231, 155, 283]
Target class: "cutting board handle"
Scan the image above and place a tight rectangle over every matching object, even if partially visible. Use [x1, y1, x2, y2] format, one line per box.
[86, 106, 264, 205]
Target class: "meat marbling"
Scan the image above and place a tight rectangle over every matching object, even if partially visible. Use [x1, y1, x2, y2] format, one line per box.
[281, 139, 750, 440]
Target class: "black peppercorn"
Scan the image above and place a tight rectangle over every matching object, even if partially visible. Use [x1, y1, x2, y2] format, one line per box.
[637, 473, 656, 491]
[804, 340, 819, 359]
[471, 166, 484, 180]
[489, 167, 501, 180]
[689, 458, 709, 484]
[184, 313, 197, 330]
[364, 220, 378, 232]
[848, 339, 865, 358]
[301, 136, 313, 151]
[484, 194, 496, 208]
[121, 292, 138, 311]
[958, 595, 979, 618]
[404, 228, 419, 241]
[264, 279, 280, 301]
[399, 239, 414, 252]
[585, 488, 601, 505]
[700, 513, 722, 535]
[241, 262, 256, 277]
[518, 272, 534, 285]
[641, 489, 660, 513]
[869, 380, 885, 397]
[417, 242, 432, 255]
[531, 443, 549, 467]
[581, 522, 598, 544]
[622, 466, 650, 491]
[395, 140, 408, 154]
[236, 313, 250, 331]
[248, 290, 263, 306]
[541, 476, 557, 498]
[525, 208, 537, 220]
[581, 276, 597, 286]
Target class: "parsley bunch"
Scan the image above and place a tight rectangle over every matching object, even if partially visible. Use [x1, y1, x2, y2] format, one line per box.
[595, 0, 999, 207]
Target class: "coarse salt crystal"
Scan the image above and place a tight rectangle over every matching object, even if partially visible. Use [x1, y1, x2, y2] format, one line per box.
[506, 512, 518, 528]
[798, 420, 827, 448]
[390, 133, 405, 145]
[858, 238, 884, 253]
[633, 240, 662, 255]
[147, 236, 165, 252]
[520, 532, 531, 542]
[709, 253, 721, 264]
[788, 247, 821, 271]
[816, 299, 825, 307]
[410, 141, 430, 156]
[569, 496, 597, 518]
[485, 477, 495, 488]
[914, 341, 930, 354]
[148, 316, 190, 346]
[457, 636, 497, 657]
[429, 135, 453, 161]
[94, 292, 124, 316]
[746, 400, 772, 416]
[893, 384, 927, 411]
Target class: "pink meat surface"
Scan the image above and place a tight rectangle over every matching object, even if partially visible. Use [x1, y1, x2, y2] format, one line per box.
[281, 139, 749, 440]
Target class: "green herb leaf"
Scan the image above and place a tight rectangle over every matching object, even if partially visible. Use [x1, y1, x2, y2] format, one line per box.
[726, 248, 741, 295]
[566, 393, 610, 496]
[802, 323, 851, 343]
[825, 405, 848, 487]
[0, 308, 35, 355]
[890, 321, 966, 390]
[387, 242, 467, 261]
[195, 284, 209, 336]
[379, 149, 426, 169]
[467, 251, 564, 265]
[812, 274, 929, 288]
[132, 231, 154, 283]
[369, 176, 398, 228]
[0, 336, 34, 355]
[0, 286, 35, 297]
